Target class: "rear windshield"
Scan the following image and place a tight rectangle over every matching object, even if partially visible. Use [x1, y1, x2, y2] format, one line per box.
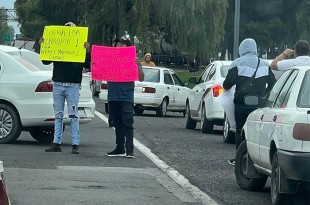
[142, 67, 160, 83]
[297, 70, 310, 107]
[6, 50, 53, 71]
[220, 65, 230, 78]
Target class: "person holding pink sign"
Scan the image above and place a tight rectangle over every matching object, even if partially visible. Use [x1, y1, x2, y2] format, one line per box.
[106, 37, 144, 158]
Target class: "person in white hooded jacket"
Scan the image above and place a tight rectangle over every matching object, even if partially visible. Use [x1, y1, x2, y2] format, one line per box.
[223, 38, 276, 165]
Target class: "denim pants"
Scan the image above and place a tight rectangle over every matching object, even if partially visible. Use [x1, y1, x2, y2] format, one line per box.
[53, 83, 80, 145]
[109, 101, 134, 150]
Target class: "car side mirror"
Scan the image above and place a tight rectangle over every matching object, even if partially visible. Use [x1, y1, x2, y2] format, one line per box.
[183, 82, 189, 87]
[244, 95, 260, 106]
[189, 76, 197, 84]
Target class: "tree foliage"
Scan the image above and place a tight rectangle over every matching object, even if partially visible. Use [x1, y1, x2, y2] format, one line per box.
[0, 7, 15, 44]
[15, 0, 228, 64]
[223, 0, 310, 59]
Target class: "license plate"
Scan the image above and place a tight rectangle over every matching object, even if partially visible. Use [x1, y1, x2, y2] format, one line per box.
[78, 108, 86, 118]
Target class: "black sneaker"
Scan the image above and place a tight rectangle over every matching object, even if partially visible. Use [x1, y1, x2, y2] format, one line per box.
[72, 145, 79, 154]
[45, 143, 62, 152]
[106, 148, 125, 157]
[126, 150, 135, 158]
[228, 159, 235, 166]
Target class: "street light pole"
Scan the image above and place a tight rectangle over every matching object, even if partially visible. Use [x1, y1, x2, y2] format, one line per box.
[233, 0, 240, 59]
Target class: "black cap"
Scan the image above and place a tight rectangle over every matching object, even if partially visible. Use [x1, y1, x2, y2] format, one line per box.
[114, 36, 133, 46]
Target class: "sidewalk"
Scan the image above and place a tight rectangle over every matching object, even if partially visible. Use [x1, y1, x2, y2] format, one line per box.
[4, 115, 203, 205]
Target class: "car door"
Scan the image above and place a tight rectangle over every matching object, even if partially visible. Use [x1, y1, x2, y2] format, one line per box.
[259, 69, 299, 169]
[189, 64, 213, 118]
[170, 70, 188, 109]
[163, 70, 177, 108]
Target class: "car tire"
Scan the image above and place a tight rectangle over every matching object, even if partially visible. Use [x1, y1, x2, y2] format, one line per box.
[134, 106, 144, 115]
[29, 127, 55, 143]
[223, 113, 235, 144]
[200, 105, 213, 133]
[0, 104, 22, 144]
[185, 103, 196, 129]
[156, 98, 167, 117]
[235, 141, 267, 191]
[271, 152, 295, 205]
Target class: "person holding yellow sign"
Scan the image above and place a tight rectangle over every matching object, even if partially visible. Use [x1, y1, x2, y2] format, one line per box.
[40, 22, 91, 154]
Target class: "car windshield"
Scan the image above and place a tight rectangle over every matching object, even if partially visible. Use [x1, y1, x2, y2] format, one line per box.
[142, 67, 160, 83]
[6, 50, 53, 71]
[220, 65, 230, 78]
[297, 70, 310, 107]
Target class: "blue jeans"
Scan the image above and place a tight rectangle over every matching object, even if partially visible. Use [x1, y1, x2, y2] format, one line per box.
[53, 83, 80, 145]
[109, 101, 134, 150]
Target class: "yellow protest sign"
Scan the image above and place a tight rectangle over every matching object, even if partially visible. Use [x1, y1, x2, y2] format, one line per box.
[39, 26, 88, 62]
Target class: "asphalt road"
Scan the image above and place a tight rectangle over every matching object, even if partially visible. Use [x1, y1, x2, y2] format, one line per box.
[93, 97, 272, 205]
[2, 96, 309, 205]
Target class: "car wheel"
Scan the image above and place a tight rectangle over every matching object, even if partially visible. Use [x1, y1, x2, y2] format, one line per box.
[29, 127, 55, 143]
[134, 106, 144, 115]
[271, 152, 295, 205]
[185, 103, 196, 129]
[223, 113, 235, 144]
[0, 104, 22, 144]
[200, 105, 213, 133]
[235, 141, 268, 191]
[156, 98, 167, 117]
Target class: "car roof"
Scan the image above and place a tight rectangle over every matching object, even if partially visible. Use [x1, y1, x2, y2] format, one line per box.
[142, 66, 172, 71]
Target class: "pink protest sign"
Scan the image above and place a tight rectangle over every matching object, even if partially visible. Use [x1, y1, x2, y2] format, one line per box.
[91, 45, 138, 82]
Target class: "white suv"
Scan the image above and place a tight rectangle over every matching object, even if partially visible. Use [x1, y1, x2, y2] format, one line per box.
[235, 66, 310, 205]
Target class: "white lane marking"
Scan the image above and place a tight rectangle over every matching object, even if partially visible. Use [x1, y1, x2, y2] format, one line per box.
[95, 111, 219, 205]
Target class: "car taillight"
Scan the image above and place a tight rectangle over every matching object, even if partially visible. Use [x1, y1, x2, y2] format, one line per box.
[212, 85, 223, 97]
[101, 83, 108, 89]
[142, 87, 156, 93]
[35, 81, 53, 92]
[293, 123, 310, 141]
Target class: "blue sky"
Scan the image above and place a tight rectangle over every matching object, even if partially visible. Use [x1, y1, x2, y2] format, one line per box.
[0, 0, 20, 34]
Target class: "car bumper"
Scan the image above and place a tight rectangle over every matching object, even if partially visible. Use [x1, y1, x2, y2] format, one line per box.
[278, 149, 310, 181]
[15, 99, 95, 127]
[134, 96, 163, 108]
[207, 100, 224, 120]
[99, 91, 108, 103]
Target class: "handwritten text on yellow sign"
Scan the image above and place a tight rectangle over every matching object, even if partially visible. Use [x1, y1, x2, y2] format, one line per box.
[39, 26, 88, 62]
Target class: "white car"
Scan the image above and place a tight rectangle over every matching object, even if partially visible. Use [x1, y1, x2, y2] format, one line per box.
[0, 45, 95, 144]
[235, 66, 310, 205]
[99, 66, 191, 116]
[185, 60, 232, 133]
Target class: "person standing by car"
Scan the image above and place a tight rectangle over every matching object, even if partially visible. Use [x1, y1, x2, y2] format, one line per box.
[40, 22, 91, 154]
[106, 37, 144, 158]
[270, 40, 310, 71]
[141, 53, 156, 67]
[223, 38, 276, 165]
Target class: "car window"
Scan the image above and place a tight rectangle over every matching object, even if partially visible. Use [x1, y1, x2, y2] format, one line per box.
[170, 71, 183, 86]
[164, 70, 174, 85]
[264, 70, 291, 107]
[220, 65, 230, 78]
[205, 66, 215, 82]
[273, 70, 298, 108]
[142, 67, 160, 83]
[297, 70, 310, 108]
[198, 64, 212, 83]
